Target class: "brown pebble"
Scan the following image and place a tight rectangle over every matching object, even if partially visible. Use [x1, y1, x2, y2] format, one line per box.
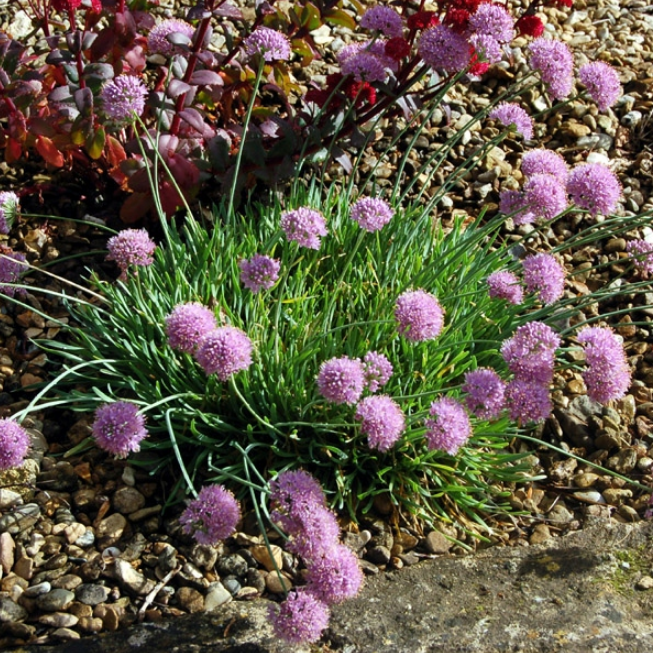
[51, 627, 80, 641]
[20, 373, 43, 388]
[176, 587, 205, 613]
[145, 608, 163, 622]
[95, 514, 127, 546]
[424, 530, 452, 555]
[77, 616, 104, 632]
[101, 606, 121, 631]
[38, 612, 79, 628]
[265, 571, 292, 594]
[68, 602, 93, 618]
[0, 533, 15, 575]
[13, 557, 34, 581]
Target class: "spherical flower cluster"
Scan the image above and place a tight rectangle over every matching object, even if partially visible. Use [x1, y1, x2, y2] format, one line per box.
[179, 484, 240, 545]
[341, 51, 388, 83]
[515, 14, 544, 38]
[355, 395, 405, 452]
[270, 469, 327, 532]
[360, 6, 403, 38]
[350, 197, 394, 232]
[462, 368, 506, 420]
[468, 3, 514, 43]
[499, 189, 534, 225]
[195, 326, 253, 381]
[0, 191, 19, 235]
[269, 589, 330, 645]
[306, 545, 365, 604]
[243, 27, 291, 62]
[285, 504, 341, 561]
[317, 357, 365, 405]
[487, 270, 523, 305]
[239, 254, 280, 292]
[566, 162, 621, 217]
[489, 103, 533, 140]
[522, 253, 565, 305]
[395, 289, 445, 342]
[106, 229, 156, 279]
[280, 207, 327, 249]
[418, 24, 471, 73]
[529, 38, 574, 100]
[0, 419, 30, 470]
[92, 402, 149, 458]
[165, 302, 217, 354]
[578, 61, 621, 112]
[424, 397, 472, 455]
[523, 174, 568, 222]
[577, 326, 631, 403]
[363, 351, 393, 392]
[0, 249, 27, 298]
[505, 379, 553, 423]
[521, 149, 568, 184]
[407, 10, 439, 31]
[469, 33, 502, 64]
[147, 19, 195, 55]
[100, 75, 148, 123]
[627, 239, 653, 275]
[501, 322, 561, 385]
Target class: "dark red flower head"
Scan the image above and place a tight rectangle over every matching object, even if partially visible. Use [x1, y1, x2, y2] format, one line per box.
[443, 8, 471, 33]
[385, 37, 411, 62]
[51, 0, 83, 11]
[515, 15, 545, 37]
[407, 10, 439, 30]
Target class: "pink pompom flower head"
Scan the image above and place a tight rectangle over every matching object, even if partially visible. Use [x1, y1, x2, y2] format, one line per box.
[522, 173, 568, 221]
[462, 368, 507, 420]
[179, 484, 240, 546]
[239, 254, 280, 292]
[566, 162, 621, 217]
[418, 24, 471, 73]
[350, 197, 394, 232]
[487, 270, 523, 305]
[280, 207, 327, 250]
[627, 239, 653, 275]
[355, 395, 405, 452]
[362, 351, 393, 392]
[505, 379, 552, 423]
[306, 544, 364, 604]
[0, 419, 30, 470]
[165, 302, 217, 354]
[424, 397, 472, 456]
[395, 289, 445, 342]
[489, 103, 533, 140]
[269, 589, 330, 645]
[100, 75, 148, 123]
[148, 19, 195, 55]
[360, 6, 403, 39]
[106, 229, 156, 279]
[92, 401, 149, 458]
[529, 38, 574, 100]
[501, 322, 561, 385]
[521, 149, 568, 184]
[244, 27, 291, 62]
[468, 3, 515, 44]
[269, 469, 327, 533]
[522, 252, 566, 305]
[195, 326, 253, 381]
[577, 326, 631, 403]
[317, 356, 365, 405]
[578, 61, 621, 112]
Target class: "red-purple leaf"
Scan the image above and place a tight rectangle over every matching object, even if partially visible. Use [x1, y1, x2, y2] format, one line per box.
[189, 69, 223, 87]
[167, 79, 193, 98]
[213, 3, 243, 18]
[178, 108, 206, 134]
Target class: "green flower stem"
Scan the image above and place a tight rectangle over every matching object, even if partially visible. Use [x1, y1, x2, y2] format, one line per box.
[228, 377, 284, 437]
[165, 409, 198, 498]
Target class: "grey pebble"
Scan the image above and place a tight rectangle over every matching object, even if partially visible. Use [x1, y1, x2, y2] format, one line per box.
[23, 581, 52, 597]
[113, 558, 156, 596]
[75, 528, 95, 548]
[0, 596, 28, 622]
[204, 581, 232, 611]
[217, 553, 248, 577]
[0, 503, 40, 534]
[0, 532, 15, 575]
[51, 627, 81, 640]
[425, 530, 453, 555]
[190, 544, 217, 570]
[0, 489, 23, 510]
[112, 487, 146, 515]
[366, 545, 392, 565]
[38, 612, 79, 628]
[621, 110, 642, 127]
[223, 577, 241, 595]
[35, 588, 75, 612]
[75, 583, 111, 605]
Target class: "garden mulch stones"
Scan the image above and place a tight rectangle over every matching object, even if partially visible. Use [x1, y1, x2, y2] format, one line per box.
[1, 0, 653, 647]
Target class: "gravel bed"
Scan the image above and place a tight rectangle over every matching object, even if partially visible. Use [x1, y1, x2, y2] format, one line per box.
[1, 0, 653, 647]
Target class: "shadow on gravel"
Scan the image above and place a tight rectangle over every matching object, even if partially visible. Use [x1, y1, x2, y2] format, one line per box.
[518, 546, 602, 578]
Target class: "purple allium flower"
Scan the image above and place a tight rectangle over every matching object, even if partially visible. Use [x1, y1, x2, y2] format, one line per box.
[106, 228, 156, 279]
[285, 505, 342, 561]
[0, 191, 19, 235]
[100, 75, 148, 123]
[317, 357, 365, 405]
[244, 27, 291, 62]
[418, 24, 472, 73]
[489, 103, 533, 140]
[165, 302, 217, 354]
[239, 254, 280, 292]
[522, 253, 565, 305]
[92, 401, 149, 458]
[395, 289, 445, 342]
[0, 419, 30, 470]
[463, 368, 507, 420]
[522, 173, 568, 222]
[499, 189, 534, 225]
[147, 18, 195, 55]
[566, 162, 621, 217]
[577, 326, 631, 403]
[469, 4, 515, 43]
[270, 470, 327, 528]
[501, 322, 561, 385]
[627, 239, 653, 274]
[269, 589, 330, 645]
[341, 51, 388, 83]
[487, 270, 523, 305]
[363, 351, 393, 392]
[578, 61, 621, 112]
[0, 249, 27, 297]
[505, 379, 552, 423]
[424, 397, 472, 456]
[350, 197, 394, 232]
[179, 484, 240, 545]
[337, 41, 397, 72]
[355, 395, 405, 452]
[195, 326, 253, 381]
[469, 34, 502, 64]
[360, 6, 403, 38]
[521, 149, 568, 184]
[306, 544, 364, 604]
[280, 207, 327, 250]
[529, 38, 574, 100]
